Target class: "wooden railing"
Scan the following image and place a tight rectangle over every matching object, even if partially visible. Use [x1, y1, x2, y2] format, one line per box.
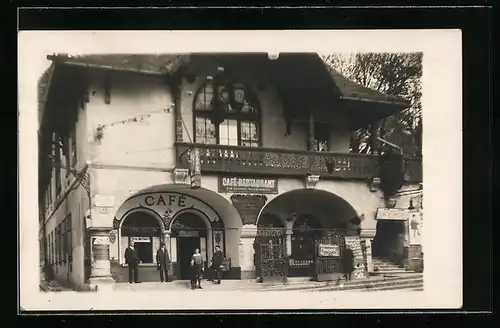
[175, 143, 422, 182]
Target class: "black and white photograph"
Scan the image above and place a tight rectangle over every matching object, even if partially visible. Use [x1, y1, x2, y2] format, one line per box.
[19, 30, 462, 311]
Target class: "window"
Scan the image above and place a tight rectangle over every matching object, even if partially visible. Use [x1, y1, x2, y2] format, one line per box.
[67, 214, 72, 262]
[71, 128, 77, 167]
[313, 122, 330, 152]
[57, 225, 62, 264]
[62, 220, 67, 262]
[50, 231, 54, 264]
[54, 135, 62, 196]
[193, 81, 260, 147]
[46, 182, 52, 206]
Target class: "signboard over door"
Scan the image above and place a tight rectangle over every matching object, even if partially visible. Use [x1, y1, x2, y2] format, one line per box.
[219, 176, 278, 194]
[376, 208, 411, 221]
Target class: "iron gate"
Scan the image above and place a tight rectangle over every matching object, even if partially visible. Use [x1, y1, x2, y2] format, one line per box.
[254, 228, 288, 283]
[313, 232, 346, 281]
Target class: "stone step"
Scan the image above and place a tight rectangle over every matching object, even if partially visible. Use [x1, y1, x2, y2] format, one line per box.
[307, 278, 423, 292]
[359, 282, 424, 292]
[264, 275, 423, 292]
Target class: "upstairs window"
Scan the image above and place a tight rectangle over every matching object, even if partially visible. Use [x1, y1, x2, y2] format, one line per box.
[193, 81, 261, 147]
[313, 122, 329, 152]
[54, 134, 62, 196]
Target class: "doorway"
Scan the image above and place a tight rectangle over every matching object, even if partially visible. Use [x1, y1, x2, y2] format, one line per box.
[372, 220, 406, 264]
[178, 237, 201, 280]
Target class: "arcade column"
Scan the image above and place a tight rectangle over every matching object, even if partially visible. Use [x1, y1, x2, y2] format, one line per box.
[162, 229, 174, 278]
[285, 229, 293, 257]
[360, 229, 376, 273]
[239, 224, 257, 279]
[88, 228, 115, 291]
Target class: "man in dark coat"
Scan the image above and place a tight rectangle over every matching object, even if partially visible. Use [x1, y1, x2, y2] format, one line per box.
[342, 248, 355, 281]
[211, 245, 224, 284]
[124, 241, 141, 283]
[156, 242, 170, 283]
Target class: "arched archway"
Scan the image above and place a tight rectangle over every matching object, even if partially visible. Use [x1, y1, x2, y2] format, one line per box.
[120, 211, 163, 265]
[112, 184, 242, 281]
[255, 188, 361, 279]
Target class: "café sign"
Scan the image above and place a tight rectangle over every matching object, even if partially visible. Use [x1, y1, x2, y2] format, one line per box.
[218, 176, 278, 194]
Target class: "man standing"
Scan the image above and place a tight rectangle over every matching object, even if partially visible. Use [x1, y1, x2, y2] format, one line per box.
[124, 241, 141, 284]
[211, 245, 223, 284]
[190, 248, 204, 290]
[156, 242, 170, 283]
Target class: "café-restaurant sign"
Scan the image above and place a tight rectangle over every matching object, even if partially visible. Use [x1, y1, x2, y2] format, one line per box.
[218, 176, 278, 194]
[376, 208, 411, 221]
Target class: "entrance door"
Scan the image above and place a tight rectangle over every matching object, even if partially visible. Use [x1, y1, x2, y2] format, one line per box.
[178, 237, 201, 280]
[373, 220, 405, 263]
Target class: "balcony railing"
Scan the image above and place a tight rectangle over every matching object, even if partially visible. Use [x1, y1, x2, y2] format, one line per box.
[176, 143, 422, 182]
[175, 143, 381, 180]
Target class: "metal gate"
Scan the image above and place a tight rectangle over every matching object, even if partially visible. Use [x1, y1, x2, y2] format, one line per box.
[313, 232, 346, 282]
[254, 228, 288, 283]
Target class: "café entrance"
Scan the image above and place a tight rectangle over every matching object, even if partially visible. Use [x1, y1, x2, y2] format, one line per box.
[171, 211, 209, 280]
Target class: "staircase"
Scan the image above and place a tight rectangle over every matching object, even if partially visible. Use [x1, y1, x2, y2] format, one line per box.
[372, 257, 409, 275]
[261, 273, 423, 292]
[40, 280, 74, 292]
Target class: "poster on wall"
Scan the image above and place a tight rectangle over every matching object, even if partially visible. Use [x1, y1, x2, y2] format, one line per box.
[318, 244, 340, 257]
[409, 211, 423, 245]
[344, 236, 369, 280]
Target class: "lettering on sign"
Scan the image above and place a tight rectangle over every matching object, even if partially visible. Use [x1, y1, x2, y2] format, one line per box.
[289, 259, 313, 267]
[178, 230, 199, 237]
[144, 194, 188, 207]
[230, 195, 267, 225]
[376, 208, 411, 221]
[93, 244, 110, 260]
[219, 176, 278, 194]
[131, 237, 150, 243]
[318, 244, 340, 257]
[344, 236, 368, 280]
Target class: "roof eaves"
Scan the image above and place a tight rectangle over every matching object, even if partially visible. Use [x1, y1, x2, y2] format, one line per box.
[47, 55, 163, 76]
[339, 95, 410, 108]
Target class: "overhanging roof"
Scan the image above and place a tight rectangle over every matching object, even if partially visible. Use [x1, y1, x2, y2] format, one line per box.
[40, 53, 411, 130]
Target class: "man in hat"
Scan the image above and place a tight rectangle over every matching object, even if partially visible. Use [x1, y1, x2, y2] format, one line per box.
[156, 242, 170, 283]
[124, 241, 141, 284]
[211, 245, 224, 284]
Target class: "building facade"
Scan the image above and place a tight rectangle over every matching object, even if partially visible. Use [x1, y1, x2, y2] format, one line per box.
[38, 53, 423, 290]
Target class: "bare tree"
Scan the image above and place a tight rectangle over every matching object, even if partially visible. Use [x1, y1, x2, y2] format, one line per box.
[323, 53, 423, 157]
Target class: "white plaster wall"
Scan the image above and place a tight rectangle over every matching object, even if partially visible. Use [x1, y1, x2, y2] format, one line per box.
[44, 181, 88, 289]
[86, 70, 175, 168]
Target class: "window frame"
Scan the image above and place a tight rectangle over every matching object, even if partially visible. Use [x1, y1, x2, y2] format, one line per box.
[313, 122, 330, 152]
[54, 135, 62, 196]
[192, 81, 262, 147]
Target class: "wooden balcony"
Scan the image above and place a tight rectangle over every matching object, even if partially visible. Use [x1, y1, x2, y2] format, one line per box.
[175, 143, 422, 182]
[175, 143, 375, 180]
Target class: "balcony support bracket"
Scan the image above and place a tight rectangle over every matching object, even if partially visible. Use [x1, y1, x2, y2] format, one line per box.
[173, 168, 190, 185]
[305, 174, 320, 189]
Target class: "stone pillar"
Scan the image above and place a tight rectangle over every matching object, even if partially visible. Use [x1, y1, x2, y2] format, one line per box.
[162, 230, 174, 277]
[285, 229, 293, 257]
[88, 228, 115, 292]
[239, 224, 257, 279]
[360, 229, 376, 273]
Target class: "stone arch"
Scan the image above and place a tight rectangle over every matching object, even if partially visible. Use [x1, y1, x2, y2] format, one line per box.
[256, 188, 360, 233]
[113, 184, 242, 268]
